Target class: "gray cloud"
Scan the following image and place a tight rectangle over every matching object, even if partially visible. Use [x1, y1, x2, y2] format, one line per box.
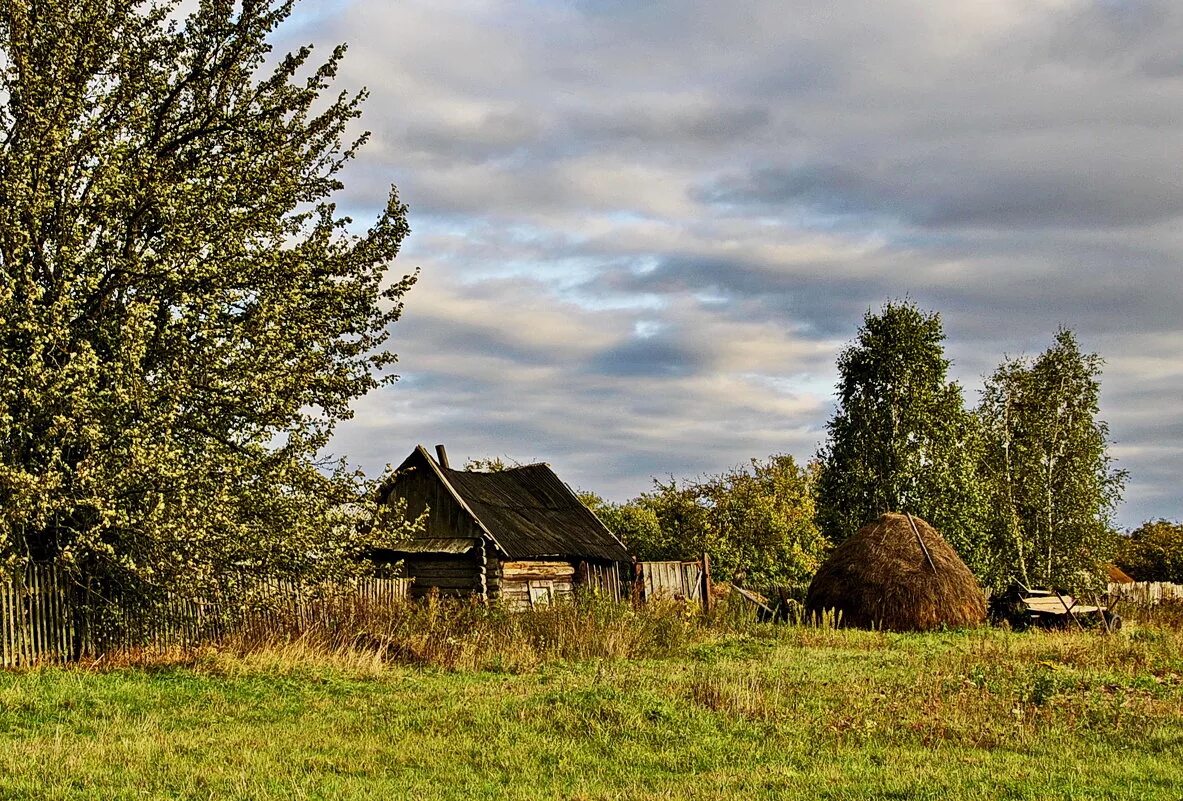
[589, 334, 704, 378]
[703, 140, 1183, 230]
[305, 0, 1183, 527]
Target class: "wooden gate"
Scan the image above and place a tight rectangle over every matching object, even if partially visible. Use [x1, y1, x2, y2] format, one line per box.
[638, 557, 712, 611]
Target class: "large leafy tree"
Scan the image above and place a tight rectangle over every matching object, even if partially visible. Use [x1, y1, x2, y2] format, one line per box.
[815, 301, 987, 569]
[0, 1, 415, 594]
[977, 330, 1124, 589]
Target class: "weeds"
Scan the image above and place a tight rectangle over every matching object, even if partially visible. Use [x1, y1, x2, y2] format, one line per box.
[94, 593, 740, 674]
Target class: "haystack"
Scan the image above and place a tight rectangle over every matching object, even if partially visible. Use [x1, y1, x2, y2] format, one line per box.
[806, 512, 986, 632]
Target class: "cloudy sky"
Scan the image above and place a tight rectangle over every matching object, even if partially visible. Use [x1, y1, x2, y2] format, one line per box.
[287, 0, 1181, 527]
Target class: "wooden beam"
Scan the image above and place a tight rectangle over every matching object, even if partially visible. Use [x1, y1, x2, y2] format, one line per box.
[905, 512, 936, 573]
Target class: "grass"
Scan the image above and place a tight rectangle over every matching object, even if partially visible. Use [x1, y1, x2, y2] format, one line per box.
[1, 600, 1182, 800]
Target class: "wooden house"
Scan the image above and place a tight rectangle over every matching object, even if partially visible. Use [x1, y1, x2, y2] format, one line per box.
[375, 445, 631, 607]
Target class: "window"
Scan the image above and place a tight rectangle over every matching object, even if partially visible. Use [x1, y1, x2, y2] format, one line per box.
[528, 581, 554, 607]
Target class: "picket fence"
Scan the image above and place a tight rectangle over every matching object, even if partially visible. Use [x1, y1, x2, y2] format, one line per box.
[1, 564, 410, 667]
[0, 564, 75, 667]
[1108, 581, 1183, 604]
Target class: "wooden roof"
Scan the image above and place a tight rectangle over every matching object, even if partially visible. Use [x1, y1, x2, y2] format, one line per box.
[388, 537, 479, 555]
[1106, 563, 1135, 584]
[385, 446, 630, 563]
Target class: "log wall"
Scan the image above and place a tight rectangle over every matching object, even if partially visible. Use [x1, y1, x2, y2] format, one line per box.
[405, 554, 483, 599]
[498, 560, 576, 610]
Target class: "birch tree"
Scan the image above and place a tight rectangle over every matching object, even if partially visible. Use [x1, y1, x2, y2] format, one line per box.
[815, 301, 988, 571]
[977, 330, 1125, 589]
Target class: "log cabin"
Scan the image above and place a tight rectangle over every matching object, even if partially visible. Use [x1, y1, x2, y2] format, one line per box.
[375, 445, 631, 608]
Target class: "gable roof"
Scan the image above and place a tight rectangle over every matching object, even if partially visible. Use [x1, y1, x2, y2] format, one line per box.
[384, 445, 630, 563]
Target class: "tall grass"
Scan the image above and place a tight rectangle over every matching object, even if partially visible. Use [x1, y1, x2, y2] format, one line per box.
[88, 588, 1183, 685]
[98, 592, 760, 674]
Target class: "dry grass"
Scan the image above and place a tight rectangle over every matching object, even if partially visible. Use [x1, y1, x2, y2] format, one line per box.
[1122, 598, 1183, 630]
[678, 618, 1183, 753]
[93, 592, 731, 674]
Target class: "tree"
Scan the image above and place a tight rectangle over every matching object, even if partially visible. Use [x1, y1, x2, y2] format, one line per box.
[977, 330, 1125, 589]
[590, 455, 826, 588]
[815, 301, 987, 570]
[580, 492, 667, 562]
[0, 1, 415, 595]
[1115, 520, 1183, 583]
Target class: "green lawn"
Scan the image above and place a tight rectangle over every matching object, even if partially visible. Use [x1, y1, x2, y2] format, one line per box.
[1, 625, 1182, 800]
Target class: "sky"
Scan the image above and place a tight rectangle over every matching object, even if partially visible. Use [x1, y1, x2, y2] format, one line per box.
[286, 0, 1181, 528]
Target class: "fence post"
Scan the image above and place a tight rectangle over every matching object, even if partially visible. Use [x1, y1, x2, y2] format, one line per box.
[2, 573, 10, 667]
[701, 553, 713, 614]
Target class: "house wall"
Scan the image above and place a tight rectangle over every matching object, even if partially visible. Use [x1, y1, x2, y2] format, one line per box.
[390, 456, 484, 542]
[487, 554, 502, 599]
[406, 554, 627, 605]
[405, 554, 482, 599]
[391, 453, 491, 599]
[498, 560, 576, 609]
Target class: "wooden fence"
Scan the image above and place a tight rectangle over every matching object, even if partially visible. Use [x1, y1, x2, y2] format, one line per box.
[1, 565, 410, 668]
[1108, 581, 1183, 604]
[0, 564, 76, 667]
[581, 562, 624, 602]
[637, 557, 713, 612]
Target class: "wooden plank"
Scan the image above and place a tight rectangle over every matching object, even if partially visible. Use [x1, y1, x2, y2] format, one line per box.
[16, 571, 29, 665]
[1022, 595, 1102, 614]
[31, 567, 44, 663]
[23, 568, 34, 664]
[681, 562, 702, 601]
[39, 567, 52, 662]
[10, 573, 18, 665]
[4, 574, 13, 666]
[501, 561, 576, 580]
[701, 553, 713, 613]
[410, 577, 479, 590]
[53, 567, 65, 662]
[408, 565, 479, 577]
[9, 574, 16, 666]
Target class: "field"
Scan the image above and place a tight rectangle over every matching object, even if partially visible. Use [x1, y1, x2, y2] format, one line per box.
[1, 602, 1182, 800]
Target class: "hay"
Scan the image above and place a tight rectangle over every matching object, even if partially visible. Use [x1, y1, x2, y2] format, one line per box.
[805, 512, 986, 632]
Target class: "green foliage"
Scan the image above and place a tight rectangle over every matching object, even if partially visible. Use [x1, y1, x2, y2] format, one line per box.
[1116, 520, 1183, 583]
[0, 1, 415, 594]
[583, 492, 667, 559]
[815, 301, 988, 570]
[592, 455, 827, 587]
[977, 330, 1125, 590]
[463, 456, 519, 472]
